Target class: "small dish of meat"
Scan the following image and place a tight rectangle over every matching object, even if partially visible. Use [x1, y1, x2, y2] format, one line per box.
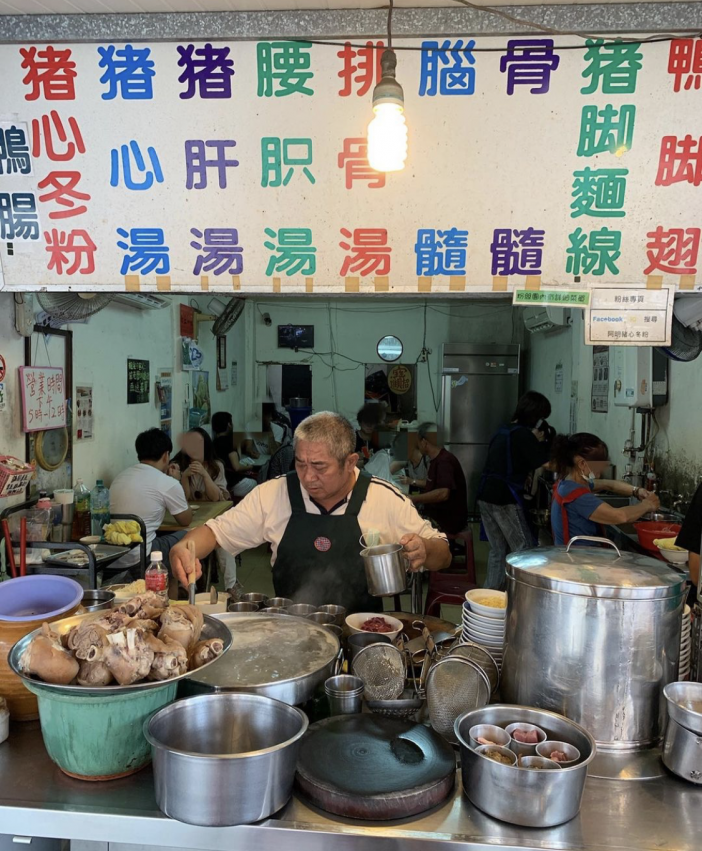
[345, 612, 403, 642]
[536, 740, 581, 765]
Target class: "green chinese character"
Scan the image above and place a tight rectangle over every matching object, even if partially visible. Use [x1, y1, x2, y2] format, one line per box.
[261, 137, 316, 187]
[264, 227, 316, 276]
[571, 167, 628, 218]
[566, 227, 621, 276]
[577, 104, 636, 157]
[581, 39, 643, 95]
[257, 42, 314, 97]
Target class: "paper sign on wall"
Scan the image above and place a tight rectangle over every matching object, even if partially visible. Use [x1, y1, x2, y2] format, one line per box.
[584, 284, 675, 346]
[127, 358, 150, 404]
[591, 347, 609, 413]
[19, 366, 66, 432]
[75, 385, 93, 440]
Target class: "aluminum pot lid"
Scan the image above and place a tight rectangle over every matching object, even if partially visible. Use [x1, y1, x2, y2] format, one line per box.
[189, 613, 339, 689]
[506, 539, 686, 599]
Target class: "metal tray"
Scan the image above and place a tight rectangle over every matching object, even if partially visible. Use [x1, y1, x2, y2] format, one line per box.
[44, 546, 129, 567]
[8, 609, 232, 696]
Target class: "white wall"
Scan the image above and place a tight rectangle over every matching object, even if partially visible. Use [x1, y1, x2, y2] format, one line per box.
[526, 307, 702, 494]
[0, 293, 243, 505]
[246, 297, 518, 425]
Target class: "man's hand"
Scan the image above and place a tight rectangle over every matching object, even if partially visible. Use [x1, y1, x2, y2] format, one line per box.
[398, 475, 411, 486]
[167, 463, 181, 481]
[170, 540, 203, 589]
[400, 533, 426, 572]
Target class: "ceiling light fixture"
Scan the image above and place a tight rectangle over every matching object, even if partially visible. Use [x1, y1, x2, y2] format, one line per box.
[367, 0, 407, 173]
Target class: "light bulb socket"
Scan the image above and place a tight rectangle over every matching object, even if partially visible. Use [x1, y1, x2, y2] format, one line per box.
[372, 48, 404, 109]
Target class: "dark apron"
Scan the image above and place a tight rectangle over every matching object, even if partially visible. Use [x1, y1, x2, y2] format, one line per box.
[272, 471, 381, 614]
[477, 425, 535, 545]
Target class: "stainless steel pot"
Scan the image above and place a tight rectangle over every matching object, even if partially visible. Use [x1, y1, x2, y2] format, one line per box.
[361, 543, 408, 597]
[502, 537, 687, 751]
[81, 589, 115, 612]
[144, 693, 308, 825]
[662, 716, 702, 784]
[288, 397, 310, 408]
[664, 682, 702, 735]
[455, 704, 596, 828]
[186, 613, 340, 706]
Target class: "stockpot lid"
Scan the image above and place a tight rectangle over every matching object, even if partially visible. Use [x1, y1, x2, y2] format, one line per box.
[506, 537, 686, 600]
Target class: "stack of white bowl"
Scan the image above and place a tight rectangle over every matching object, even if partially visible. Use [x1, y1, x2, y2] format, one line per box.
[462, 589, 507, 670]
[680, 604, 692, 681]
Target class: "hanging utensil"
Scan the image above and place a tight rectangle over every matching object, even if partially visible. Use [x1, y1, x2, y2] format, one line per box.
[426, 656, 491, 744]
[412, 620, 436, 700]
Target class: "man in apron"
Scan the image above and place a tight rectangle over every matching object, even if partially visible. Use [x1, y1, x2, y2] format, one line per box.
[169, 412, 451, 612]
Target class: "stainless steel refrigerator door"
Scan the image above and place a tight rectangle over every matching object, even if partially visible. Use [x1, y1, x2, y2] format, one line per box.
[440, 374, 520, 444]
[445, 442, 490, 511]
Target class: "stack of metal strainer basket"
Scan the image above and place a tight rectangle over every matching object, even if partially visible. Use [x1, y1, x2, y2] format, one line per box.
[425, 656, 491, 743]
[352, 643, 405, 701]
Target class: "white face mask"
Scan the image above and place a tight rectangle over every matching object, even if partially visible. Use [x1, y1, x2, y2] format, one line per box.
[583, 464, 596, 490]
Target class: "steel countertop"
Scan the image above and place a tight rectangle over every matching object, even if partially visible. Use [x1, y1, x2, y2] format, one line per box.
[1, 723, 700, 851]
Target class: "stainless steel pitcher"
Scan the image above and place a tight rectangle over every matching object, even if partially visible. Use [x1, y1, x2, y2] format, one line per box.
[360, 543, 409, 597]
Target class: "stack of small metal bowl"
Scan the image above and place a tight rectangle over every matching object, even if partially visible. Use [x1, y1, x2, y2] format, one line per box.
[227, 593, 345, 640]
[454, 705, 596, 827]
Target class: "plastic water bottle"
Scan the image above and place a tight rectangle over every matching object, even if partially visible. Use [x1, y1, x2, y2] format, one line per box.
[145, 551, 169, 604]
[72, 478, 91, 539]
[90, 479, 110, 538]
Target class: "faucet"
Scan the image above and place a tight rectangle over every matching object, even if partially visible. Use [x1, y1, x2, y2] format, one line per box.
[672, 494, 687, 514]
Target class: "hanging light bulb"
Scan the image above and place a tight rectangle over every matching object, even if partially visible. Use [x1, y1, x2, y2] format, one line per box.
[367, 47, 407, 172]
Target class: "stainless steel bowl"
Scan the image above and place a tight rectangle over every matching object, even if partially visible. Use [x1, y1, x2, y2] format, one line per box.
[261, 606, 288, 614]
[318, 604, 346, 625]
[455, 705, 596, 828]
[468, 723, 511, 750]
[347, 631, 391, 661]
[240, 593, 267, 608]
[664, 682, 702, 735]
[520, 756, 562, 770]
[144, 693, 308, 825]
[9, 610, 232, 696]
[506, 721, 547, 756]
[81, 589, 115, 612]
[536, 741, 581, 766]
[475, 744, 517, 766]
[662, 715, 702, 784]
[307, 612, 334, 625]
[287, 603, 317, 617]
[264, 597, 293, 609]
[228, 602, 259, 613]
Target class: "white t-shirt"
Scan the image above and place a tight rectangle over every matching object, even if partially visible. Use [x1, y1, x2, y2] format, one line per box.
[110, 463, 189, 566]
[206, 469, 447, 564]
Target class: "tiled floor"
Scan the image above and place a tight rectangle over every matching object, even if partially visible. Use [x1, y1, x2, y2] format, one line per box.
[234, 523, 490, 626]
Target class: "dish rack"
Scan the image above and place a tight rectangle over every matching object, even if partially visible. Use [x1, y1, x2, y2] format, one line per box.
[691, 602, 702, 683]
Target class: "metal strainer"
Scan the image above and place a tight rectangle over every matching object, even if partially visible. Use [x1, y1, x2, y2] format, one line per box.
[425, 656, 491, 743]
[352, 643, 405, 701]
[448, 641, 500, 694]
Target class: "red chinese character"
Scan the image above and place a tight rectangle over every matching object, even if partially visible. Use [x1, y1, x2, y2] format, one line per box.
[668, 39, 702, 92]
[337, 41, 383, 97]
[32, 111, 85, 161]
[337, 138, 385, 190]
[339, 227, 391, 276]
[20, 46, 77, 101]
[37, 171, 90, 219]
[644, 226, 701, 275]
[45, 228, 97, 275]
[655, 135, 702, 187]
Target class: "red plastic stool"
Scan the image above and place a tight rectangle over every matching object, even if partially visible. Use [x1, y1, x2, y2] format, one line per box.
[423, 527, 477, 618]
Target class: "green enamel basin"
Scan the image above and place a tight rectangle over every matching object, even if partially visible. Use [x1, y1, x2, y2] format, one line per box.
[26, 680, 177, 781]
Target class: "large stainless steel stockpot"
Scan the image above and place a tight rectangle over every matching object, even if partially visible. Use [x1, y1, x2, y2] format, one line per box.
[145, 693, 308, 825]
[502, 537, 686, 751]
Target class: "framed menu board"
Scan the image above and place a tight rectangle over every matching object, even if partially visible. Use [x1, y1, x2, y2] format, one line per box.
[19, 366, 67, 432]
[127, 358, 150, 405]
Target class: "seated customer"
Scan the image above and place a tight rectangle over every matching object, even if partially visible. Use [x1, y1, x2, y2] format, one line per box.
[263, 402, 292, 447]
[409, 423, 468, 536]
[355, 404, 382, 462]
[212, 411, 257, 498]
[110, 428, 192, 576]
[173, 428, 229, 502]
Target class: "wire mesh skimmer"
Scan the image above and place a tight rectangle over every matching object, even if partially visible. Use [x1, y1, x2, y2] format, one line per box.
[426, 656, 491, 744]
[448, 641, 500, 694]
[352, 643, 405, 701]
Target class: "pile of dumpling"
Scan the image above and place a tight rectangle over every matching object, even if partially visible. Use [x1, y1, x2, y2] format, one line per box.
[18, 592, 225, 687]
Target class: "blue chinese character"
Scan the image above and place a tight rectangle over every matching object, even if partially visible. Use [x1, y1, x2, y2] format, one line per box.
[0, 192, 39, 240]
[117, 227, 170, 275]
[490, 227, 545, 275]
[0, 125, 31, 175]
[190, 227, 244, 275]
[185, 140, 239, 189]
[110, 141, 164, 190]
[419, 40, 476, 96]
[500, 39, 560, 95]
[177, 43, 234, 99]
[97, 44, 155, 100]
[415, 228, 469, 275]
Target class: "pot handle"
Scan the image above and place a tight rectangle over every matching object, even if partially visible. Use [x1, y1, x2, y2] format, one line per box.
[566, 536, 622, 557]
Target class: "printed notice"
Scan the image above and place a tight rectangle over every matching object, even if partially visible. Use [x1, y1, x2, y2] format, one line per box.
[513, 289, 589, 307]
[584, 284, 674, 346]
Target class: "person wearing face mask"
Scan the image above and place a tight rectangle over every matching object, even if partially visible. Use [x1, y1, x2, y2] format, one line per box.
[551, 433, 660, 546]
